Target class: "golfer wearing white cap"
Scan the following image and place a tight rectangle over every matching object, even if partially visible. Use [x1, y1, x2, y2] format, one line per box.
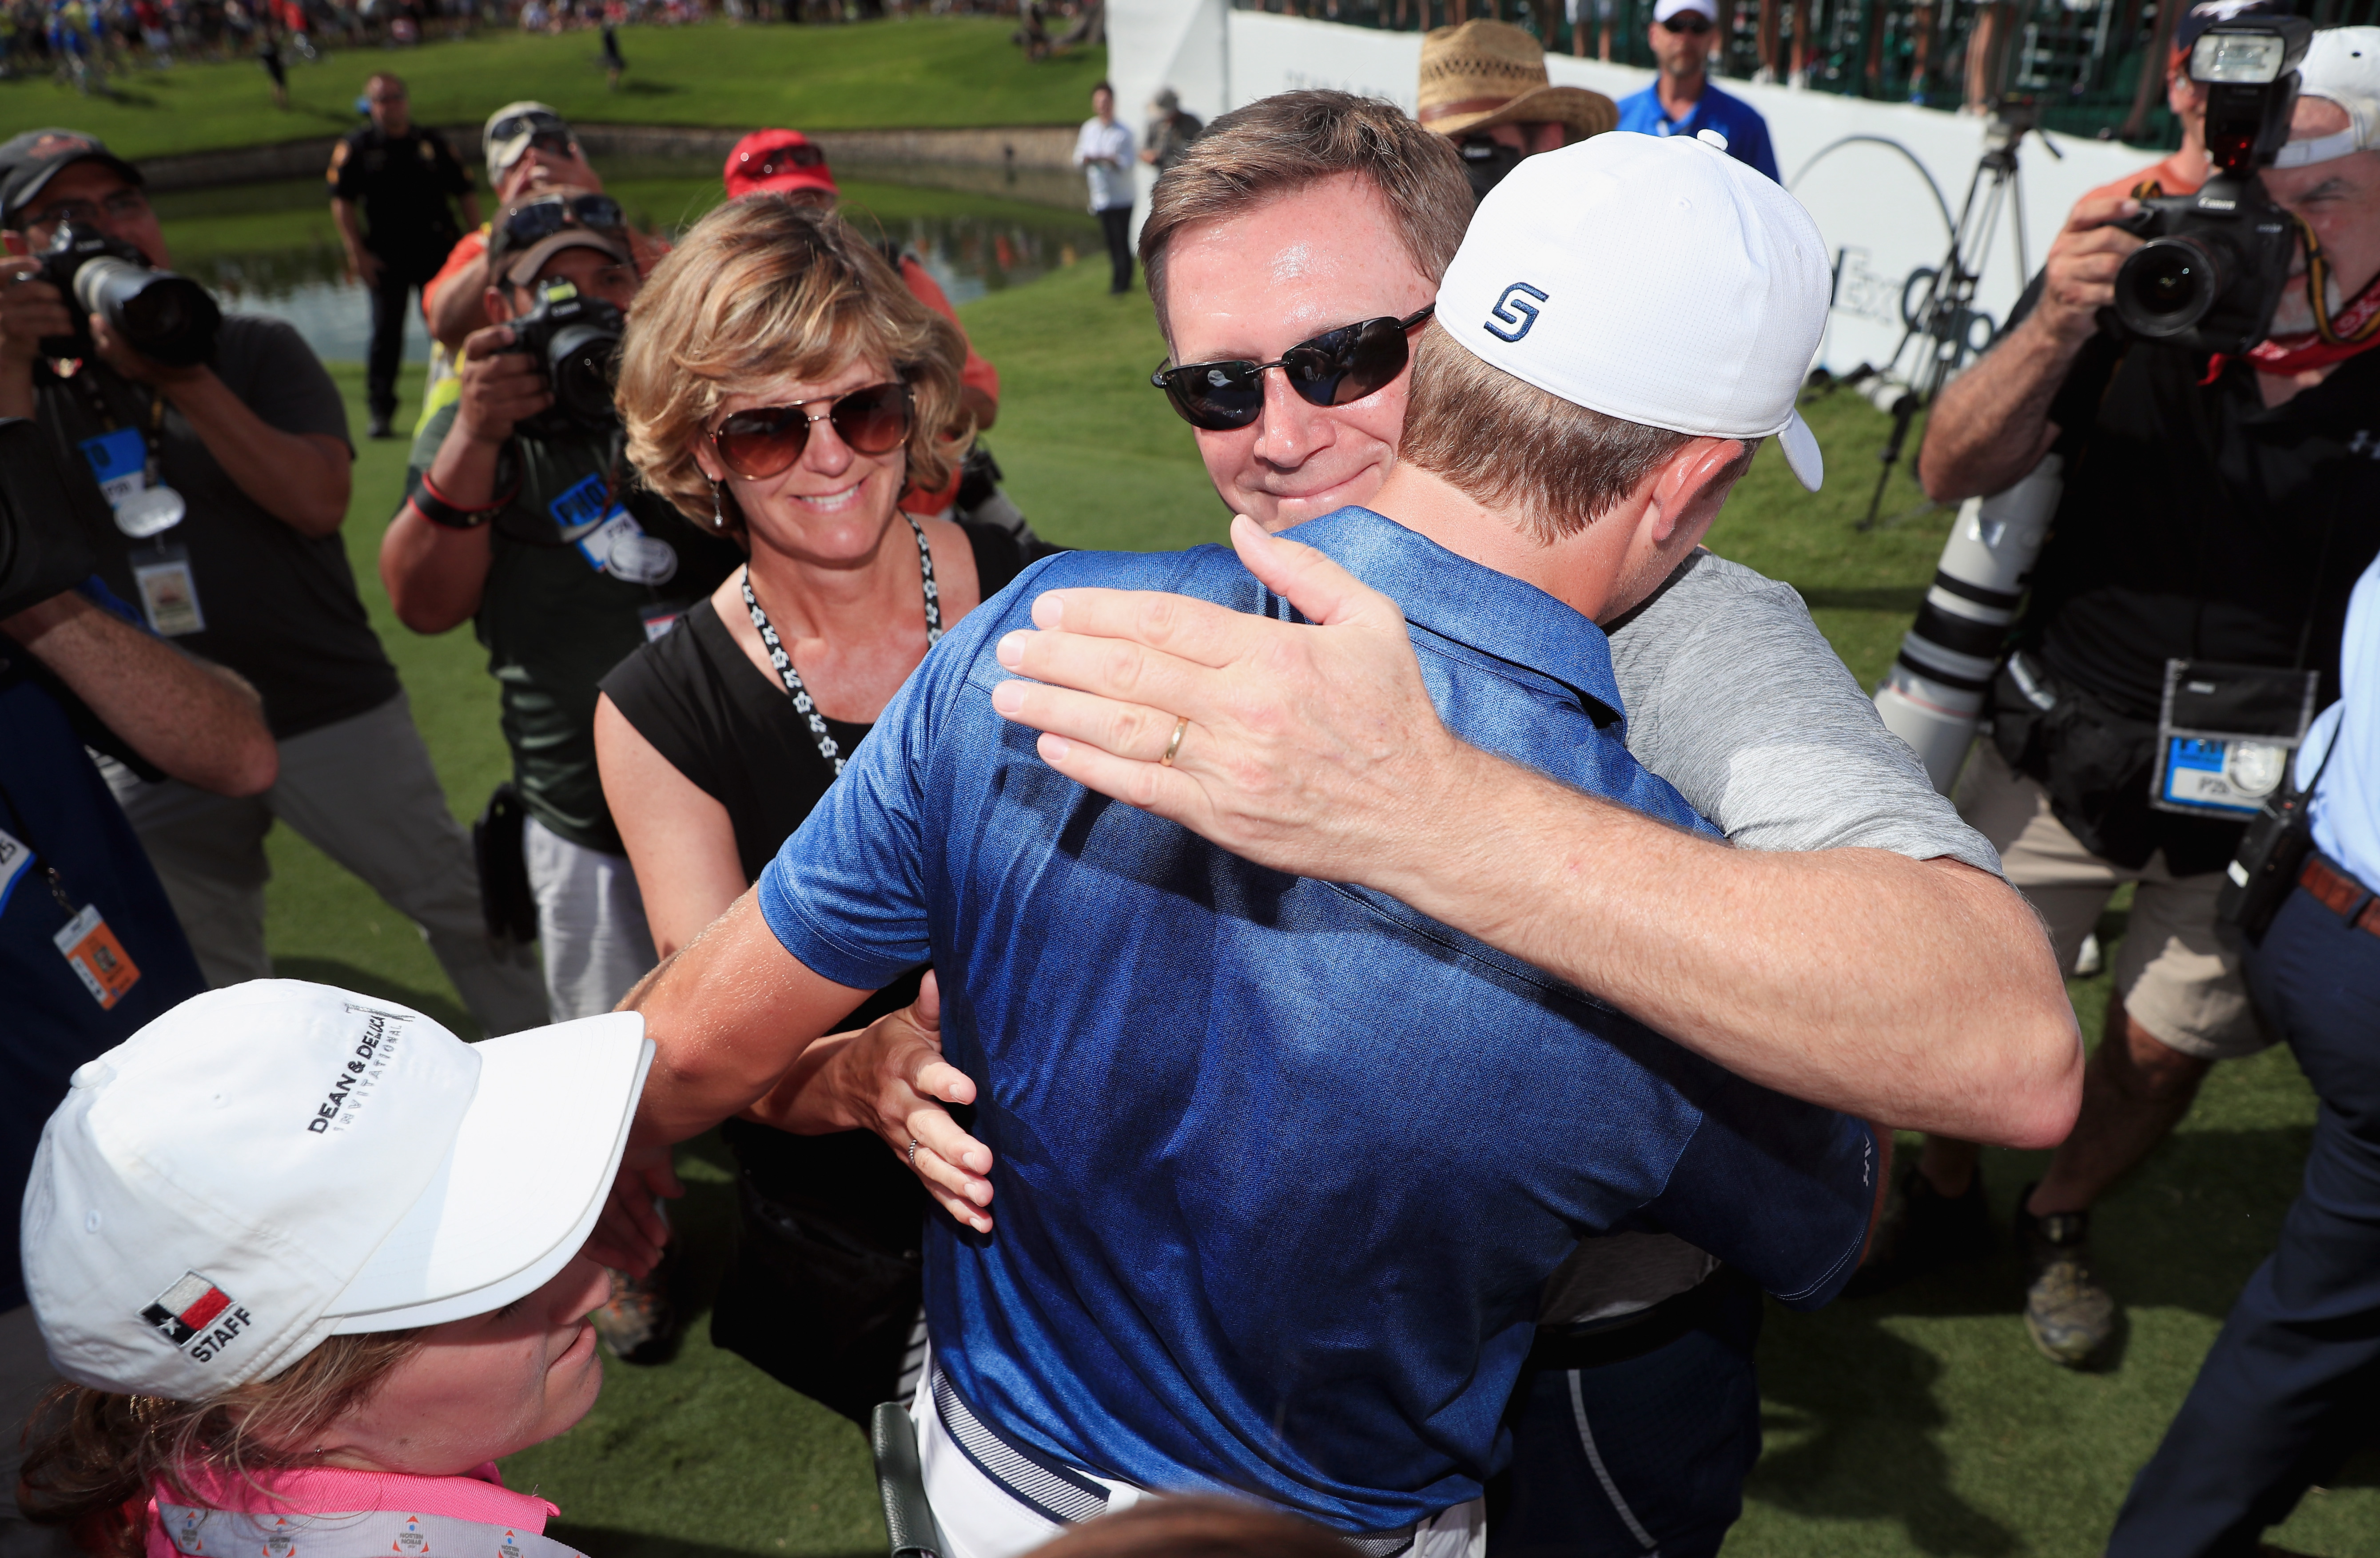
[996, 107, 2074, 1557]
[15, 982, 649, 1558]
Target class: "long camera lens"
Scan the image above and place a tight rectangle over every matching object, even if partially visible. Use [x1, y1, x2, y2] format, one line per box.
[72, 257, 222, 367]
[2114, 236, 2225, 339]
[545, 324, 622, 426]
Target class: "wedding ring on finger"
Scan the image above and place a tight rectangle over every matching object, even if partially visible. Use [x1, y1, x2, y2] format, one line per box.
[907, 1137, 923, 1166]
[1161, 715, 1190, 768]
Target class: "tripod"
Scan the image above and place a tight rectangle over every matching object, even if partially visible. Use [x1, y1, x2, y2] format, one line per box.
[1856, 100, 2061, 531]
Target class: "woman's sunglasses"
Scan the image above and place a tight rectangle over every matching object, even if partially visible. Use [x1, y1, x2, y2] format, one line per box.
[707, 382, 914, 480]
[499, 193, 628, 246]
[1151, 306, 1435, 432]
[1658, 13, 1715, 31]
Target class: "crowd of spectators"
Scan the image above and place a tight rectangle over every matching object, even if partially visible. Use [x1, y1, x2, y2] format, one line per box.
[0, 0, 1016, 83]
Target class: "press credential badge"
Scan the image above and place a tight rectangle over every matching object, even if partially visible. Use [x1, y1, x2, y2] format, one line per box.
[132, 547, 206, 637]
[53, 901, 141, 1010]
[77, 427, 187, 541]
[550, 473, 678, 587]
[0, 826, 33, 913]
[80, 419, 203, 636]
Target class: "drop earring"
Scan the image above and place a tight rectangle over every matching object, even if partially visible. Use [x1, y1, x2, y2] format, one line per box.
[710, 478, 728, 532]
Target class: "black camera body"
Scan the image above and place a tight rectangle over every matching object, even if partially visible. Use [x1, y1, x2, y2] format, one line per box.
[35, 221, 221, 369]
[2109, 16, 2313, 354]
[505, 278, 625, 439]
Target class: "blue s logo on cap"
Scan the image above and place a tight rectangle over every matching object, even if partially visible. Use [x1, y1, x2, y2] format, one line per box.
[1485, 283, 1548, 343]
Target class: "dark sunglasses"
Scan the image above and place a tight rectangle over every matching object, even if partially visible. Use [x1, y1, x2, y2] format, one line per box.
[1151, 306, 1434, 432]
[499, 193, 628, 246]
[1659, 13, 1715, 31]
[740, 142, 827, 180]
[708, 382, 914, 479]
[491, 111, 572, 146]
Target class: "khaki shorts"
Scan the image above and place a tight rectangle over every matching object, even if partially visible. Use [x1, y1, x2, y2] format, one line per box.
[1956, 744, 2268, 1061]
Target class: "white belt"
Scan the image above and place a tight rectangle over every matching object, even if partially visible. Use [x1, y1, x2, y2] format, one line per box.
[911, 1360, 1484, 1558]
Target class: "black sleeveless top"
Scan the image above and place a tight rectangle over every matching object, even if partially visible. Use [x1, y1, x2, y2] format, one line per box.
[599, 521, 1038, 883]
[598, 521, 1039, 1420]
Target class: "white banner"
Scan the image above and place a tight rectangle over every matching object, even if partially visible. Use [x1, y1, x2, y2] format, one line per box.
[1112, 4, 2167, 375]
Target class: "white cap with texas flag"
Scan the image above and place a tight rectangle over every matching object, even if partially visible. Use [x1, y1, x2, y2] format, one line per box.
[21, 981, 651, 1398]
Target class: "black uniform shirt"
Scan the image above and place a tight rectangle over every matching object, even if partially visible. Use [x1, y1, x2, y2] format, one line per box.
[328, 123, 473, 279]
[2006, 291, 2380, 871]
[2029, 334, 2380, 718]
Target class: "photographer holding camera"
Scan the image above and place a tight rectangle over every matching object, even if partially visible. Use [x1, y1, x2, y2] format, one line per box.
[379, 191, 741, 1032]
[1898, 24, 2380, 1369]
[0, 128, 550, 1042]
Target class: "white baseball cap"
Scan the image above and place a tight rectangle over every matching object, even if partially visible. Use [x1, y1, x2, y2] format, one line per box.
[1653, 0, 1717, 23]
[2273, 27, 2380, 169]
[1436, 131, 1831, 490]
[22, 981, 652, 1399]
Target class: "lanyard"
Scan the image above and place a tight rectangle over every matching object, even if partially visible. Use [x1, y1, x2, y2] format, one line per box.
[67, 361, 167, 475]
[741, 512, 942, 777]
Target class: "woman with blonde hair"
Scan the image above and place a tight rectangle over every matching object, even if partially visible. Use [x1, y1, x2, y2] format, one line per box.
[596, 194, 1045, 1423]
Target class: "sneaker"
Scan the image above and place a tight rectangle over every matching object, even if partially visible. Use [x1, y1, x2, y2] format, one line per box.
[367, 413, 394, 440]
[2016, 1182, 2117, 1367]
[1843, 1161, 1994, 1296]
[589, 1259, 678, 1366]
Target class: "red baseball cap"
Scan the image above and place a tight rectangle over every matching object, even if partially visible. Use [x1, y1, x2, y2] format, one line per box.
[724, 129, 839, 200]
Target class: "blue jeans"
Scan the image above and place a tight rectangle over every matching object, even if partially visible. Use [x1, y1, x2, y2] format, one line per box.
[2106, 866, 2380, 1557]
[1488, 1271, 1763, 1558]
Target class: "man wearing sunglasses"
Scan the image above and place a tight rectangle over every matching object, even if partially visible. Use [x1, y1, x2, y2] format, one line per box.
[381, 193, 741, 1043]
[414, 103, 668, 436]
[994, 89, 2075, 1555]
[1413, 20, 1618, 203]
[1614, 0, 1780, 183]
[0, 129, 552, 1047]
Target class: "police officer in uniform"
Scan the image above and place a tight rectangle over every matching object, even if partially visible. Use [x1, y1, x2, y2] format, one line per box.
[330, 72, 479, 439]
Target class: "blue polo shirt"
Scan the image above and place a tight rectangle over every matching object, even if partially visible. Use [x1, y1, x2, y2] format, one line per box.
[1615, 83, 1781, 182]
[756, 507, 1873, 1532]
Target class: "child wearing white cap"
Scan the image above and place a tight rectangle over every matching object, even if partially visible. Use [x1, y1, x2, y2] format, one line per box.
[12, 982, 650, 1558]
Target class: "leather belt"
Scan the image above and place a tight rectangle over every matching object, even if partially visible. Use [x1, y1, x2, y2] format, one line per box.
[2298, 855, 2380, 939]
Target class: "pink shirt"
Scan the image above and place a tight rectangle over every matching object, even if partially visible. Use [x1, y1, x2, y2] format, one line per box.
[147, 1463, 562, 1558]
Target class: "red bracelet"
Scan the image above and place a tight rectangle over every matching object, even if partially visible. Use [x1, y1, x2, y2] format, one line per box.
[413, 471, 518, 530]
[418, 472, 511, 513]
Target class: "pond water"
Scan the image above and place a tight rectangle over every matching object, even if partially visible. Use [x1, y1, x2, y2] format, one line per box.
[152, 159, 1098, 365]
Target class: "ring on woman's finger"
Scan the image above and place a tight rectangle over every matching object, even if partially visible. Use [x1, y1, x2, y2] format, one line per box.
[1161, 715, 1190, 768]
[907, 1137, 923, 1166]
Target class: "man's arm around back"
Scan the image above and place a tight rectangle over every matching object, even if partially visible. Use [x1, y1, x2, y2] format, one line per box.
[988, 519, 2082, 1149]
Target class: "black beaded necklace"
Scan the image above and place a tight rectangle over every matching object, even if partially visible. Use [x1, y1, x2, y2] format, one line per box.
[740, 511, 942, 776]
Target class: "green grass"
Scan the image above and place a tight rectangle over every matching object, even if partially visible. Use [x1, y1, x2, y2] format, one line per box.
[263, 260, 2377, 1557]
[0, 16, 1102, 163]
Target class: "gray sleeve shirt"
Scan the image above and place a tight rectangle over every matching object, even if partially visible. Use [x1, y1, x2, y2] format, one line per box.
[1540, 549, 2000, 1327]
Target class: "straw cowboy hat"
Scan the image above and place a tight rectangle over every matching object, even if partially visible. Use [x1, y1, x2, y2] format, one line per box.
[1417, 19, 1618, 139]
